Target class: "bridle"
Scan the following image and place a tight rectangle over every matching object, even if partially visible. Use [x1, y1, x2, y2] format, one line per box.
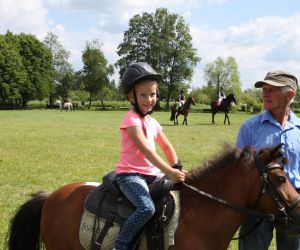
[183, 152, 300, 230]
[254, 154, 300, 219]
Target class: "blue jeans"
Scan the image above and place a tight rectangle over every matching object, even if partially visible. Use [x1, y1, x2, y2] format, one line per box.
[114, 173, 157, 250]
[239, 215, 300, 250]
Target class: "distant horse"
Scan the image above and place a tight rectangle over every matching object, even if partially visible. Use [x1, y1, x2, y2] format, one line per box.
[170, 97, 196, 125]
[55, 100, 62, 110]
[63, 102, 74, 111]
[55, 100, 74, 112]
[211, 93, 236, 125]
[7, 144, 300, 250]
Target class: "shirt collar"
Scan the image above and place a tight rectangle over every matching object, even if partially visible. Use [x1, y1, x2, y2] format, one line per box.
[260, 109, 300, 127]
[289, 111, 300, 126]
[260, 110, 277, 125]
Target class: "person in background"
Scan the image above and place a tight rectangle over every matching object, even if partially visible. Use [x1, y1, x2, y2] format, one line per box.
[236, 70, 300, 250]
[63, 96, 69, 104]
[218, 85, 226, 105]
[113, 62, 186, 250]
[178, 90, 186, 110]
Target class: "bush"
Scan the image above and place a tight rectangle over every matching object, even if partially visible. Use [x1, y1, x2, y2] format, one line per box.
[27, 100, 47, 109]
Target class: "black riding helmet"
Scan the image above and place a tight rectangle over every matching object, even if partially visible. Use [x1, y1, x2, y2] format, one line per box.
[122, 62, 162, 95]
[121, 62, 162, 117]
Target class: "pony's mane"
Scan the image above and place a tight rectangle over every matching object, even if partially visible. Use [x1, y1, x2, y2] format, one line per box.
[187, 144, 255, 182]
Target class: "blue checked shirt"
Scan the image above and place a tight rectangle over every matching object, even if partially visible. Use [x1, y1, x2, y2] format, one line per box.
[237, 110, 300, 188]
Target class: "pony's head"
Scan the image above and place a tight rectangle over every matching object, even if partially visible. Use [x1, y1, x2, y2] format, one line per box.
[186, 96, 196, 106]
[226, 93, 237, 104]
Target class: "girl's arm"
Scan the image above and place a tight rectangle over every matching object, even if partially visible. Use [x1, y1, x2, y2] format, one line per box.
[126, 126, 184, 183]
[156, 131, 177, 166]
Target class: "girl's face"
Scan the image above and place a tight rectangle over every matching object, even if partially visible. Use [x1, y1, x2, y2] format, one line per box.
[129, 79, 158, 115]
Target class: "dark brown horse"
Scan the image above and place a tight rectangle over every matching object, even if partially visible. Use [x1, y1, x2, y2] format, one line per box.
[211, 93, 237, 125]
[7, 144, 300, 250]
[170, 97, 196, 125]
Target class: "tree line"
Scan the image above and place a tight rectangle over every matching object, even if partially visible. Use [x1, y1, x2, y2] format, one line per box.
[2, 8, 295, 110]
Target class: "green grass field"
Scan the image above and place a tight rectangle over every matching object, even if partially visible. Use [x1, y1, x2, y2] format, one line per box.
[0, 109, 277, 249]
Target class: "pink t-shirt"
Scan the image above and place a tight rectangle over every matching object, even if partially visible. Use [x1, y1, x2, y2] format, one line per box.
[115, 109, 162, 176]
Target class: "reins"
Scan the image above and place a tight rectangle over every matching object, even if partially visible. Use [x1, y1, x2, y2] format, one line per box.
[182, 182, 276, 221]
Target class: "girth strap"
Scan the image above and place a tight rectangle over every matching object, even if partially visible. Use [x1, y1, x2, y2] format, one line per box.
[146, 204, 168, 250]
[92, 214, 116, 250]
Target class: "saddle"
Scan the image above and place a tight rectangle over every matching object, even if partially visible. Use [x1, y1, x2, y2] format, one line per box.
[212, 100, 222, 108]
[84, 172, 177, 250]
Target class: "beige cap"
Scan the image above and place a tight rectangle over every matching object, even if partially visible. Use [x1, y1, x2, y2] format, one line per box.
[255, 70, 298, 92]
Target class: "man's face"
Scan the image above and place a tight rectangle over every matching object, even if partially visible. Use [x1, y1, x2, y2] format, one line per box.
[262, 84, 290, 111]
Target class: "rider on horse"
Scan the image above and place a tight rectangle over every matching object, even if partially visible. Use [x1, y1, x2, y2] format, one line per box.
[178, 90, 186, 110]
[63, 96, 69, 104]
[114, 62, 185, 250]
[218, 85, 226, 106]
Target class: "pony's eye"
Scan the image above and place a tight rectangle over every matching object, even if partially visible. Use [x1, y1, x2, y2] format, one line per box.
[276, 176, 286, 183]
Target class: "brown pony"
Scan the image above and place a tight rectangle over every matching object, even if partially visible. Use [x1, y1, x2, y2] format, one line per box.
[170, 97, 196, 125]
[7, 144, 300, 250]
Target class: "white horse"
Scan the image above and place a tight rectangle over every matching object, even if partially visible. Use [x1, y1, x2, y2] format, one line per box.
[55, 100, 74, 111]
[63, 102, 74, 111]
[55, 100, 62, 110]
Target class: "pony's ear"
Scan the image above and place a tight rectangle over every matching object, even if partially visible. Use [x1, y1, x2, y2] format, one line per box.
[239, 145, 254, 161]
[282, 157, 289, 165]
[270, 143, 284, 159]
[237, 145, 255, 169]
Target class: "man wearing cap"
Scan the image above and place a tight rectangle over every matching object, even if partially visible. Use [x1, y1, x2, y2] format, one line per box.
[236, 70, 300, 250]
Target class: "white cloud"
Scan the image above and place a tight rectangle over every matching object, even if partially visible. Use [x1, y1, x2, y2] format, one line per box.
[205, 0, 230, 5]
[47, 0, 200, 10]
[0, 0, 49, 38]
[191, 13, 300, 89]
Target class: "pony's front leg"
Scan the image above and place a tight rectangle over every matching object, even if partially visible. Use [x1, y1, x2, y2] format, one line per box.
[183, 116, 187, 126]
[175, 114, 179, 125]
[212, 113, 215, 124]
[224, 113, 230, 125]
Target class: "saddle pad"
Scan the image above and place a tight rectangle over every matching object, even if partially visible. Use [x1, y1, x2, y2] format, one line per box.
[79, 191, 180, 250]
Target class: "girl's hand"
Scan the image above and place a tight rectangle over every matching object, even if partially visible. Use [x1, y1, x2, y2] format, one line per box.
[168, 168, 186, 183]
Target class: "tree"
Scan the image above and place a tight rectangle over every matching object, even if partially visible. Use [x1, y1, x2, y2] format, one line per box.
[190, 86, 211, 105]
[16, 33, 52, 107]
[240, 88, 262, 111]
[204, 56, 242, 102]
[81, 40, 114, 109]
[293, 88, 300, 109]
[0, 33, 29, 107]
[116, 8, 200, 108]
[43, 32, 73, 106]
[0, 31, 52, 108]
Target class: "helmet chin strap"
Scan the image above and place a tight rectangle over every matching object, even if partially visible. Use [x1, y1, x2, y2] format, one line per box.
[132, 88, 153, 118]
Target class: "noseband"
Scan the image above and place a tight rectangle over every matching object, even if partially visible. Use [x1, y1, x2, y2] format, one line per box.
[183, 153, 300, 226]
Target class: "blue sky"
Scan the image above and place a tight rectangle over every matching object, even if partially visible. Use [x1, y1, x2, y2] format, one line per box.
[1, 0, 300, 89]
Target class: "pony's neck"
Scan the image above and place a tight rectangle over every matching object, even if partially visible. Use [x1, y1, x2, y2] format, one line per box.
[175, 163, 259, 249]
[185, 98, 192, 107]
